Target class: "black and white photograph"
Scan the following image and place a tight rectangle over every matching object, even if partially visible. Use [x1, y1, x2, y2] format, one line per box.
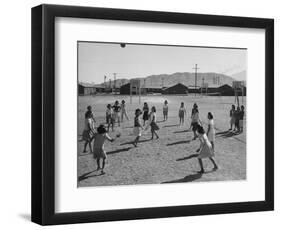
[77, 41, 247, 187]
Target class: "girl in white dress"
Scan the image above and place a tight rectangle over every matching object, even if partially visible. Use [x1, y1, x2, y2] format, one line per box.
[207, 112, 215, 151]
[149, 106, 159, 140]
[121, 100, 129, 122]
[196, 125, 218, 173]
[82, 110, 95, 153]
[133, 109, 143, 147]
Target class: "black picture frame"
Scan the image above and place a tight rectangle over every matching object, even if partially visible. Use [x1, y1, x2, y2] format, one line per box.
[31, 4, 274, 225]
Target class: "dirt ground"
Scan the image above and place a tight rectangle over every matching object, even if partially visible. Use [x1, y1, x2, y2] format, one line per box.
[78, 95, 246, 187]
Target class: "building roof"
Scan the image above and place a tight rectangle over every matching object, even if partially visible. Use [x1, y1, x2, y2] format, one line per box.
[163, 83, 188, 90]
[79, 83, 105, 88]
[79, 82, 95, 88]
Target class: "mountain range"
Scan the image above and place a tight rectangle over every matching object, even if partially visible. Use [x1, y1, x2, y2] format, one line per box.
[84, 71, 246, 88]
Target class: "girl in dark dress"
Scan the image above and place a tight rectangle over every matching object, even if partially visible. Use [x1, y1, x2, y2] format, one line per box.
[142, 102, 149, 126]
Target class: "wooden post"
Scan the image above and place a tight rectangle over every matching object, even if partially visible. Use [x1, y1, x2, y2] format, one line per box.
[139, 81, 141, 105]
[130, 81, 132, 104]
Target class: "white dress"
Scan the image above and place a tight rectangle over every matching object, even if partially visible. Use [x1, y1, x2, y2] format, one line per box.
[198, 133, 214, 159]
[207, 119, 215, 142]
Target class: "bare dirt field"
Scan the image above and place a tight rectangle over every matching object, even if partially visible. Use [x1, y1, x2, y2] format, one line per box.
[78, 95, 246, 187]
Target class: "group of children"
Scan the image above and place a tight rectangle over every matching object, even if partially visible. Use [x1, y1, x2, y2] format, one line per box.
[82, 106, 114, 174]
[229, 104, 245, 133]
[106, 100, 129, 132]
[81, 100, 245, 174]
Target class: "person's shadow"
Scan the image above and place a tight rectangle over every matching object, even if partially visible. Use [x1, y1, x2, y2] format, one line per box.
[78, 169, 102, 182]
[176, 154, 199, 161]
[161, 172, 202, 184]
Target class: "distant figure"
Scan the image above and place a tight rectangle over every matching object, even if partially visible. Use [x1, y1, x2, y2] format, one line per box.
[190, 108, 201, 140]
[234, 106, 241, 132]
[239, 105, 245, 133]
[196, 125, 218, 174]
[229, 105, 236, 131]
[92, 125, 115, 174]
[142, 102, 149, 126]
[163, 100, 169, 121]
[112, 100, 121, 127]
[82, 109, 95, 153]
[106, 104, 114, 132]
[133, 109, 143, 147]
[178, 102, 187, 125]
[207, 112, 215, 151]
[149, 106, 159, 140]
[120, 100, 129, 122]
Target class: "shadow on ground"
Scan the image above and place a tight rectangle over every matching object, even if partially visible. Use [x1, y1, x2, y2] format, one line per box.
[120, 139, 151, 146]
[176, 154, 199, 161]
[163, 124, 179, 128]
[107, 147, 131, 155]
[167, 140, 191, 146]
[78, 170, 102, 182]
[162, 172, 202, 183]
[174, 129, 189, 133]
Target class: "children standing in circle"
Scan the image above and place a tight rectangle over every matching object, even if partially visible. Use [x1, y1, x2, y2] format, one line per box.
[149, 106, 159, 140]
[229, 105, 236, 131]
[82, 108, 95, 153]
[133, 109, 143, 147]
[178, 102, 187, 125]
[207, 112, 215, 151]
[142, 102, 149, 126]
[105, 104, 114, 132]
[92, 125, 115, 174]
[163, 100, 169, 121]
[112, 100, 121, 127]
[120, 100, 129, 122]
[196, 125, 218, 174]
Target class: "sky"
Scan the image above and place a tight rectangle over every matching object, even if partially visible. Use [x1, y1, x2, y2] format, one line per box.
[78, 42, 247, 84]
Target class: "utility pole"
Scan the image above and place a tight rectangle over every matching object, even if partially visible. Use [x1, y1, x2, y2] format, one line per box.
[104, 75, 107, 89]
[144, 79, 146, 95]
[193, 64, 199, 96]
[113, 73, 117, 94]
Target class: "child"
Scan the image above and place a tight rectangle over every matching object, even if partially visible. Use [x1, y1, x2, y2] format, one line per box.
[92, 124, 115, 174]
[178, 102, 187, 125]
[133, 109, 143, 147]
[234, 106, 241, 132]
[82, 111, 95, 153]
[229, 105, 236, 131]
[120, 100, 129, 122]
[112, 100, 121, 127]
[207, 112, 215, 151]
[190, 108, 201, 140]
[196, 125, 218, 174]
[191, 103, 198, 116]
[239, 105, 245, 133]
[85, 105, 96, 123]
[149, 106, 159, 140]
[163, 100, 168, 121]
[142, 102, 149, 126]
[106, 104, 114, 132]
